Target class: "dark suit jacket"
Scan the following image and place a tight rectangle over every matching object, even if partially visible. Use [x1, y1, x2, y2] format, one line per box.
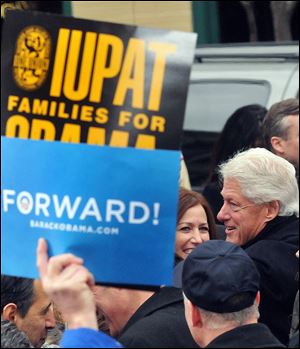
[117, 287, 199, 348]
[243, 215, 299, 345]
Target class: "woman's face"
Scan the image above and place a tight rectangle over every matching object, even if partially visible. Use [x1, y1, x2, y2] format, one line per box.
[175, 204, 210, 260]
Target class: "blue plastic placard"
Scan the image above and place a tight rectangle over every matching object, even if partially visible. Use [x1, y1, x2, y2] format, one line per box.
[1, 137, 180, 286]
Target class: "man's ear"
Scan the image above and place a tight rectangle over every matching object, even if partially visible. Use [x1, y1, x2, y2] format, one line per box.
[191, 303, 203, 327]
[265, 201, 280, 222]
[255, 291, 260, 307]
[2, 303, 18, 322]
[270, 136, 285, 156]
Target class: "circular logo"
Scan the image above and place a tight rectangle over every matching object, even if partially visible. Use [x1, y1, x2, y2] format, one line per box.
[20, 196, 30, 210]
[16, 192, 33, 215]
[13, 25, 51, 91]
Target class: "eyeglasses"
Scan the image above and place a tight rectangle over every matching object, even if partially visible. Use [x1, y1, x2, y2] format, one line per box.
[229, 203, 257, 213]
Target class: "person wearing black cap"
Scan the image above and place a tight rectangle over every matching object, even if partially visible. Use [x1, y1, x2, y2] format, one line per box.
[182, 240, 285, 348]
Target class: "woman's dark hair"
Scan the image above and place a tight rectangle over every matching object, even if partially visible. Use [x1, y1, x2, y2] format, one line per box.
[177, 187, 217, 240]
[208, 104, 267, 183]
[1, 276, 35, 318]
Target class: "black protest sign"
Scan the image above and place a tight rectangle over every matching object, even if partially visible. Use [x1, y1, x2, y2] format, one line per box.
[1, 10, 197, 150]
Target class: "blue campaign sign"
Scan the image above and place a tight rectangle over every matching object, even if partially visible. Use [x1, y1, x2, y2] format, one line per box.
[1, 137, 180, 286]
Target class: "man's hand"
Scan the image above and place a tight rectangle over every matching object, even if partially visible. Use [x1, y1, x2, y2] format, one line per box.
[36, 238, 98, 330]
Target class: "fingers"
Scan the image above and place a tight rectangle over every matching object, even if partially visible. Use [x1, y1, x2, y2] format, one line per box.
[85, 270, 95, 289]
[36, 238, 49, 279]
[36, 238, 84, 281]
[47, 253, 84, 279]
[36, 238, 95, 300]
[59, 263, 94, 286]
[65, 265, 95, 289]
[36, 238, 97, 331]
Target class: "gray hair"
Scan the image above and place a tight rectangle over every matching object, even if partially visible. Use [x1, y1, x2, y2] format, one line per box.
[199, 303, 260, 330]
[219, 148, 299, 217]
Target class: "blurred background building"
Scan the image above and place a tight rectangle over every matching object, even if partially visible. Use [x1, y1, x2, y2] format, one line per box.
[1, 1, 299, 45]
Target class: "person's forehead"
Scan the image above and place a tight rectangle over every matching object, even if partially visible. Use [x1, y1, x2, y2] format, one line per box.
[284, 116, 299, 141]
[33, 279, 46, 295]
[221, 178, 243, 196]
[287, 114, 299, 119]
[31, 279, 51, 308]
[291, 115, 299, 125]
[286, 114, 299, 128]
[180, 204, 207, 220]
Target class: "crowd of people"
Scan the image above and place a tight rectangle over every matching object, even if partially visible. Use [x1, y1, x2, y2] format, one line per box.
[1, 97, 299, 348]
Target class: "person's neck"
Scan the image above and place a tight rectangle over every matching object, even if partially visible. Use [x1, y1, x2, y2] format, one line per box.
[199, 318, 257, 347]
[133, 290, 155, 312]
[121, 289, 155, 329]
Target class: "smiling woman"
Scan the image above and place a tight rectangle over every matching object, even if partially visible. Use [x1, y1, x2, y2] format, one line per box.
[175, 188, 217, 264]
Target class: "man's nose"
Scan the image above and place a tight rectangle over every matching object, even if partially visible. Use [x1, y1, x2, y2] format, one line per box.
[217, 203, 229, 222]
[45, 310, 56, 329]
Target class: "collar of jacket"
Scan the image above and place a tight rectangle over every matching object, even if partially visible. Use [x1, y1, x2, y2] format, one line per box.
[206, 323, 286, 348]
[242, 214, 299, 249]
[119, 287, 183, 336]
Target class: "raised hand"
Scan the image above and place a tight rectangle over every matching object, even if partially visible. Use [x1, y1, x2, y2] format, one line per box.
[36, 238, 98, 330]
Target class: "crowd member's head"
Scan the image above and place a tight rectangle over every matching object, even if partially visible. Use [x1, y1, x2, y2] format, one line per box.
[263, 98, 299, 171]
[37, 238, 198, 348]
[1, 276, 56, 348]
[42, 305, 64, 347]
[92, 286, 154, 337]
[1, 319, 33, 348]
[208, 104, 267, 183]
[175, 188, 217, 261]
[182, 240, 261, 348]
[217, 147, 299, 246]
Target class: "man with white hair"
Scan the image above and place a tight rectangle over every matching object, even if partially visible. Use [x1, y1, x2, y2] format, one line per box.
[217, 147, 299, 345]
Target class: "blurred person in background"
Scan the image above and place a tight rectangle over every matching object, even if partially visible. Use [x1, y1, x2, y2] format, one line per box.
[202, 104, 267, 222]
[262, 98, 299, 174]
[180, 155, 192, 190]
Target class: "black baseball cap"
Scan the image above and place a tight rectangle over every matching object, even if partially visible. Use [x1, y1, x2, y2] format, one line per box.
[182, 240, 260, 313]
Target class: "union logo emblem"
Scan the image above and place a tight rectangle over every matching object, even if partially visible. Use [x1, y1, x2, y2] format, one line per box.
[13, 26, 51, 90]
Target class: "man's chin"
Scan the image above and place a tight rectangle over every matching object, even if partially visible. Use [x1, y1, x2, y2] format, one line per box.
[225, 235, 240, 245]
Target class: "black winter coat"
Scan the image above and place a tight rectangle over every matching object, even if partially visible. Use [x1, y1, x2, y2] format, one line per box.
[243, 215, 299, 345]
[117, 287, 199, 348]
[206, 323, 286, 348]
